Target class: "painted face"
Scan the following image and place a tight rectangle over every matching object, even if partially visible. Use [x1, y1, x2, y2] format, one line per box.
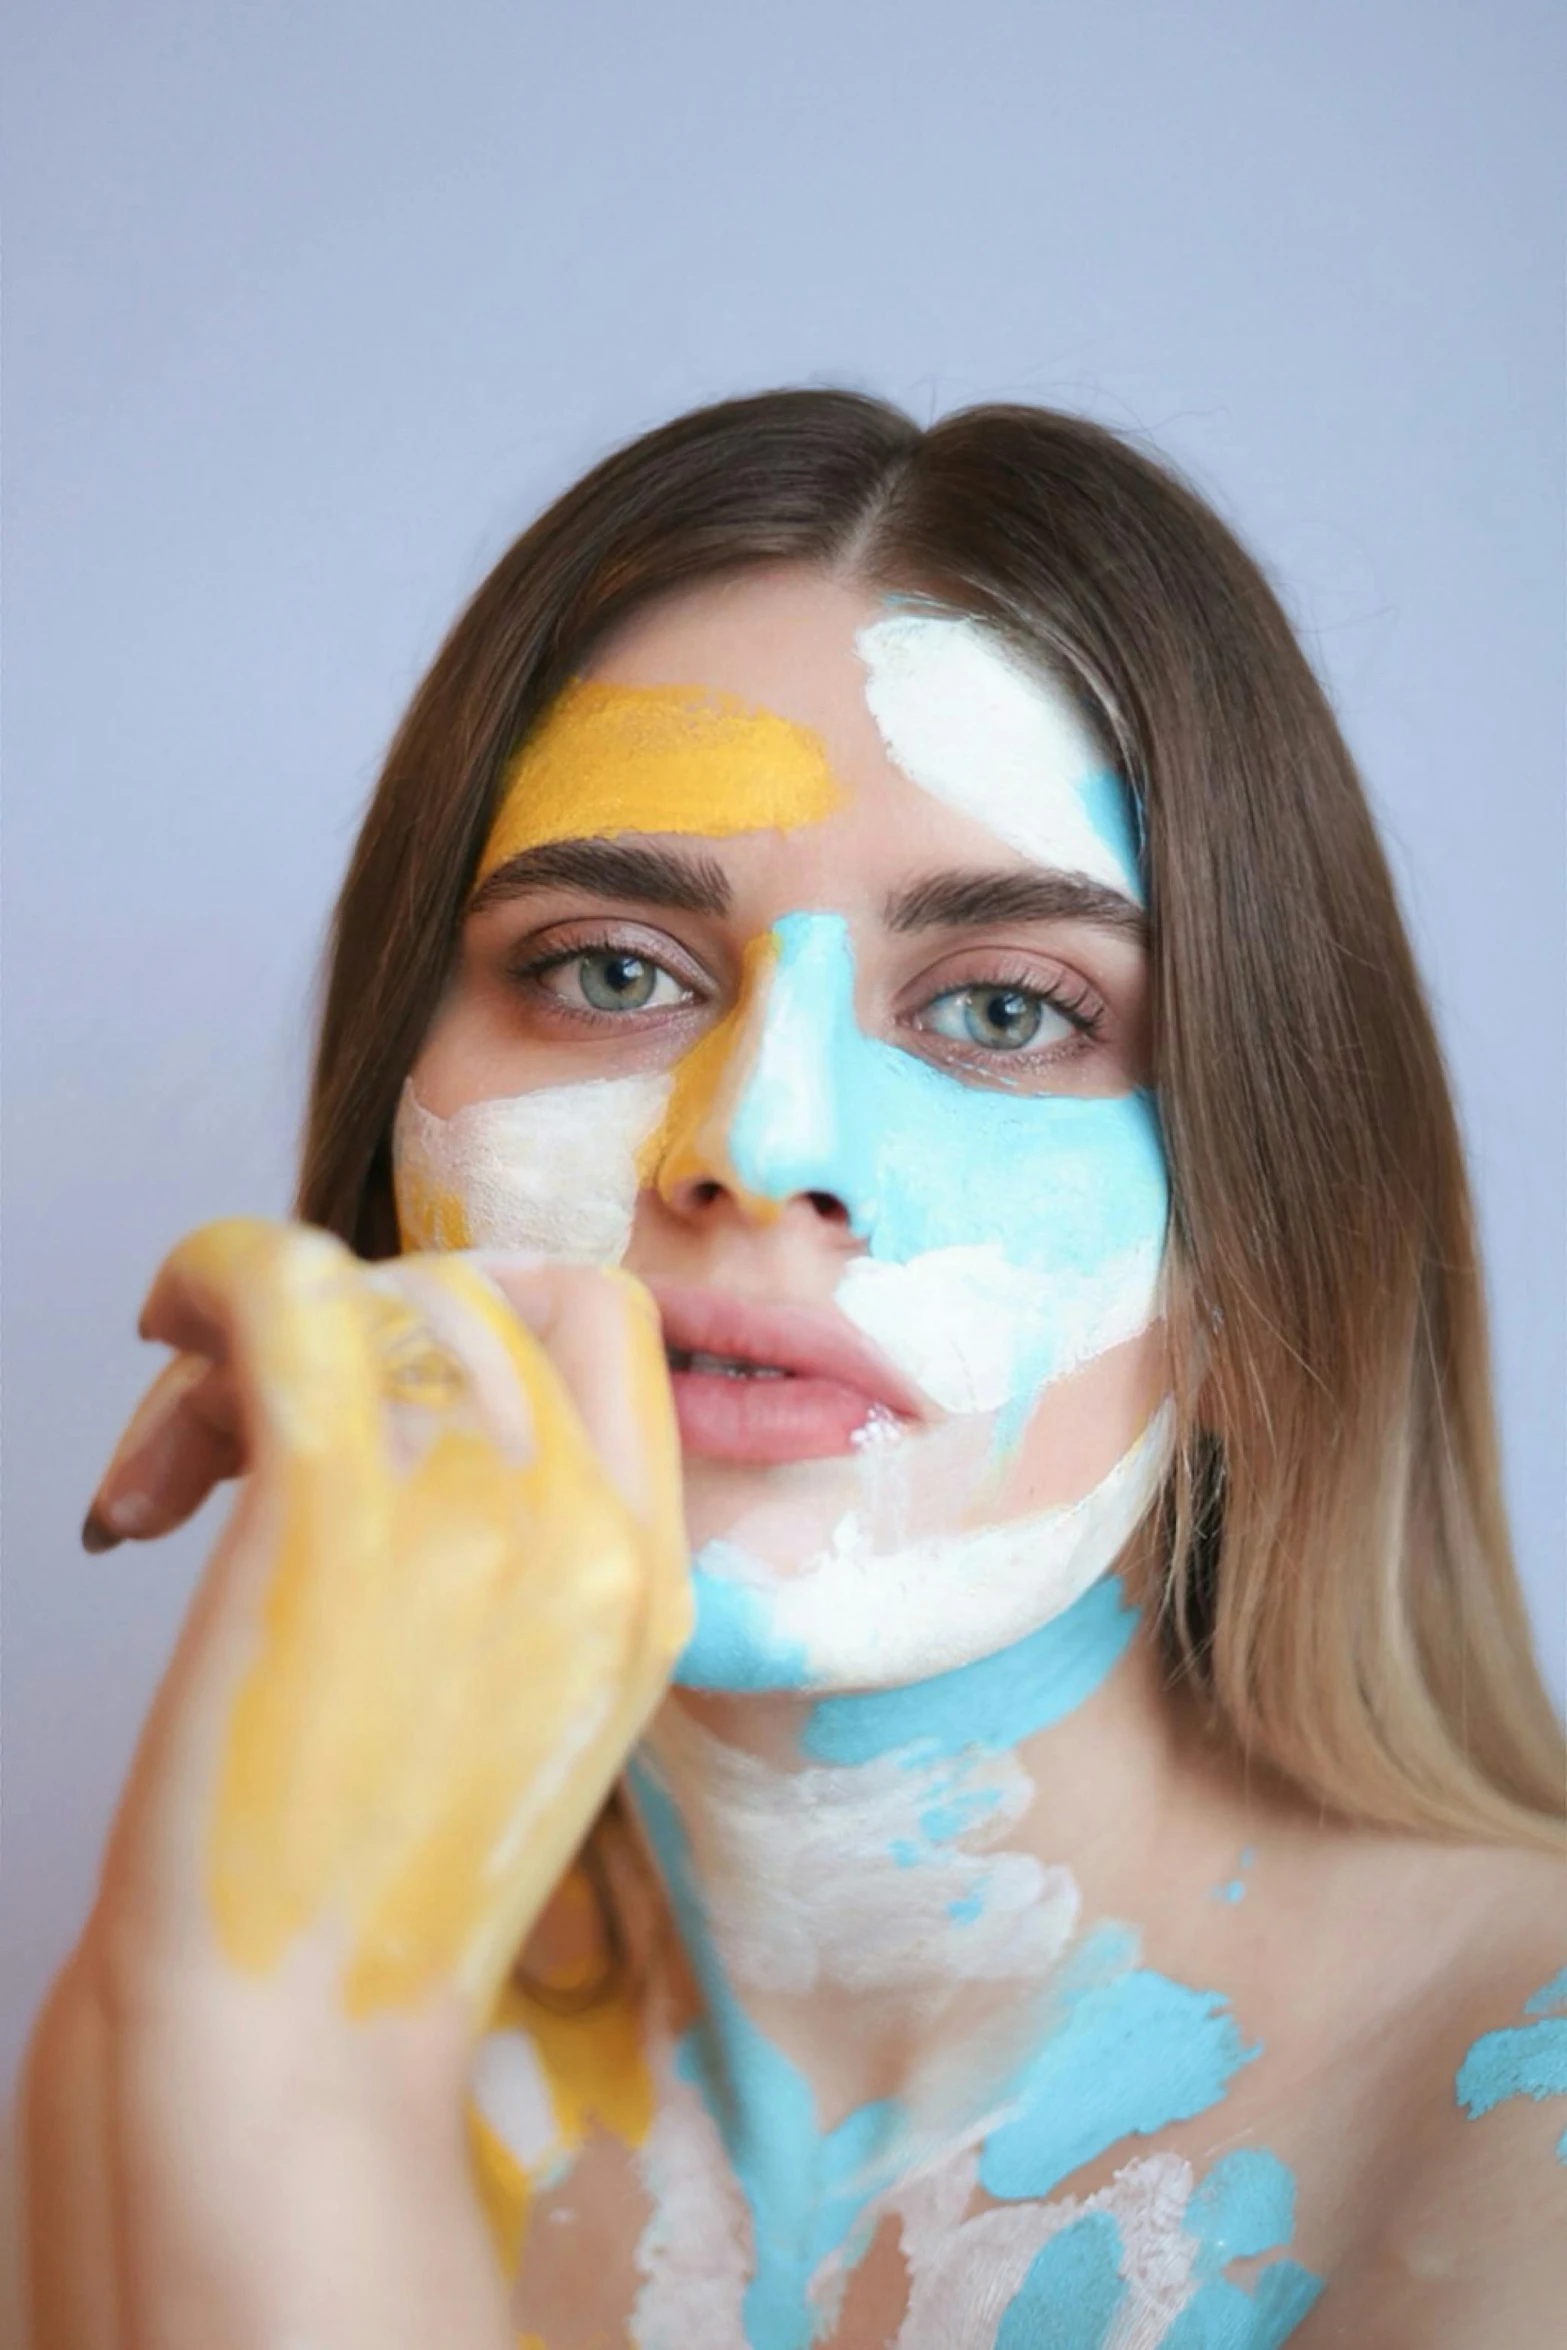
[397, 571, 1171, 1693]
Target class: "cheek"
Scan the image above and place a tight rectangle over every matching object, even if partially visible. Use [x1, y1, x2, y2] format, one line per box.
[834, 1060, 1170, 1427]
[391, 1073, 671, 1263]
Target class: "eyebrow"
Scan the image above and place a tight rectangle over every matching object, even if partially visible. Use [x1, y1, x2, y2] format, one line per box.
[885, 869, 1146, 938]
[467, 836, 1144, 939]
[468, 837, 732, 918]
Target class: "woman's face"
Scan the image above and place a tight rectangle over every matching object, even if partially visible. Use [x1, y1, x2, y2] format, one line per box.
[399, 568, 1170, 1690]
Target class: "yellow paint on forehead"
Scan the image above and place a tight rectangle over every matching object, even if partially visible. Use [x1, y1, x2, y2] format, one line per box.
[479, 678, 842, 879]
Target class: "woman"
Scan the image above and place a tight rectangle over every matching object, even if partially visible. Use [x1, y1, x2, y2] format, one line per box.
[24, 390, 1565, 2348]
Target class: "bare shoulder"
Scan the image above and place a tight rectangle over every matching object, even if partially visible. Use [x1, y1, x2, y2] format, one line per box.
[1308, 1839, 1565, 2346]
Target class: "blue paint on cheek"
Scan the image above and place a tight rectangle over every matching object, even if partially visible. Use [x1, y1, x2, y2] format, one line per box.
[978, 1923, 1260, 2200]
[995, 2209, 1126, 2349]
[801, 1574, 1137, 1764]
[721, 911, 1170, 1410]
[626, 1756, 904, 2350]
[1456, 1974, 1567, 2162]
[676, 1542, 813, 1691]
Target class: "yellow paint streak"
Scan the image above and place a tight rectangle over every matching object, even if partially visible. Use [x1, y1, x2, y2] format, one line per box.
[394, 1155, 472, 1252]
[479, 679, 841, 879]
[190, 1218, 688, 2026]
[492, 1971, 653, 2157]
[466, 2096, 532, 2271]
[638, 930, 781, 1218]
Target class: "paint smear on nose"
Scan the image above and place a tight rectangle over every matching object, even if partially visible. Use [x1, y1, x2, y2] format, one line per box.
[856, 611, 1142, 901]
[478, 679, 843, 880]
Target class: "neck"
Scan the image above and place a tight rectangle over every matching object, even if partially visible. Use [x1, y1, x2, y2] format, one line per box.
[627, 1567, 1236, 2142]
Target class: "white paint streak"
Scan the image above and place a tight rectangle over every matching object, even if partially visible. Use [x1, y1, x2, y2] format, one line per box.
[392, 1072, 669, 1262]
[638, 1704, 1080, 1999]
[704, 1408, 1171, 1687]
[469, 2026, 557, 2171]
[857, 612, 1139, 897]
[631, 2063, 752, 2350]
[836, 1238, 1164, 1415]
[894, 2146, 1202, 2350]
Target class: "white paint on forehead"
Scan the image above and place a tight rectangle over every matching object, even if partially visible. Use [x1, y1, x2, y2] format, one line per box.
[392, 1073, 668, 1262]
[836, 1237, 1165, 1416]
[638, 1702, 1080, 2001]
[707, 1406, 1170, 1687]
[856, 610, 1140, 898]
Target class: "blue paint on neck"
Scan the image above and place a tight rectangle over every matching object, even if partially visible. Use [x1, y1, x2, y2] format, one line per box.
[801, 1573, 1137, 1765]
[1456, 1972, 1567, 2162]
[626, 1755, 904, 2350]
[678, 1543, 814, 1690]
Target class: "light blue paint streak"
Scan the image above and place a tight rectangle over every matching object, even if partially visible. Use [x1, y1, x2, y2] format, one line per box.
[1455, 1976, 1567, 2165]
[995, 2210, 1126, 2349]
[802, 1574, 1137, 1765]
[988, 2149, 1321, 2350]
[627, 1754, 903, 2350]
[979, 1923, 1260, 2201]
[1211, 1844, 1257, 1906]
[678, 1542, 813, 1690]
[725, 913, 1169, 1407]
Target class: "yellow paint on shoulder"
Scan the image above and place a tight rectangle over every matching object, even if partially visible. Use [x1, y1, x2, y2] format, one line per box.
[479, 679, 841, 879]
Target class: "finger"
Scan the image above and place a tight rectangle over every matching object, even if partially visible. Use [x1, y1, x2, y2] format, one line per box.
[84, 1363, 245, 1560]
[82, 1355, 242, 1552]
[474, 1259, 691, 1660]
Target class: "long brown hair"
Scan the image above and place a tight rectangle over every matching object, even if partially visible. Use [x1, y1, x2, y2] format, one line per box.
[297, 387, 1563, 1849]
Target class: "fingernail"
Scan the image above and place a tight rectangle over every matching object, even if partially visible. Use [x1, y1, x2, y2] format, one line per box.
[81, 1490, 155, 1552]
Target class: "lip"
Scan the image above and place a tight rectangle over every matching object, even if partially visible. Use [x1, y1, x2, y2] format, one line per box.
[645, 1279, 927, 1463]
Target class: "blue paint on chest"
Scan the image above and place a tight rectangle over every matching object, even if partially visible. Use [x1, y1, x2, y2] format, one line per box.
[1456, 1970, 1567, 2163]
[996, 2209, 1125, 2349]
[979, 1922, 1260, 2201]
[993, 2150, 1321, 2350]
[802, 1573, 1138, 1764]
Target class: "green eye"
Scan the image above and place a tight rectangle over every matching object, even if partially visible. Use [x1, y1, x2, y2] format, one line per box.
[923, 985, 1073, 1053]
[576, 950, 663, 1011]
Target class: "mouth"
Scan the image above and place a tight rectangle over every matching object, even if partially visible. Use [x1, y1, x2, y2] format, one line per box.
[646, 1279, 926, 1464]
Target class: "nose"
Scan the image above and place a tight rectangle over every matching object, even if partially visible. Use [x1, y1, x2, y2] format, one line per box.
[651, 915, 875, 1231]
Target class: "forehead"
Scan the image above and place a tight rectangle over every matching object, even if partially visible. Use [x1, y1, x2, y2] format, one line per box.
[481, 567, 1140, 899]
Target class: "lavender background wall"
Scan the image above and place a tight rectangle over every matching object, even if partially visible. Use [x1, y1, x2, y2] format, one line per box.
[4, 0, 1562, 2161]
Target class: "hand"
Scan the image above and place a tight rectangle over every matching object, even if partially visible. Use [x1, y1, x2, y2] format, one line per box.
[25, 1217, 690, 2349]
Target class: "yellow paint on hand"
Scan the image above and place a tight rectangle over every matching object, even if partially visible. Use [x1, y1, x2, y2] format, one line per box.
[478, 678, 841, 879]
[180, 1218, 688, 2029]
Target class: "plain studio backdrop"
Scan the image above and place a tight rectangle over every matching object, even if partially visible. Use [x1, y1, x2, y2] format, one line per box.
[2, 0, 1562, 2193]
